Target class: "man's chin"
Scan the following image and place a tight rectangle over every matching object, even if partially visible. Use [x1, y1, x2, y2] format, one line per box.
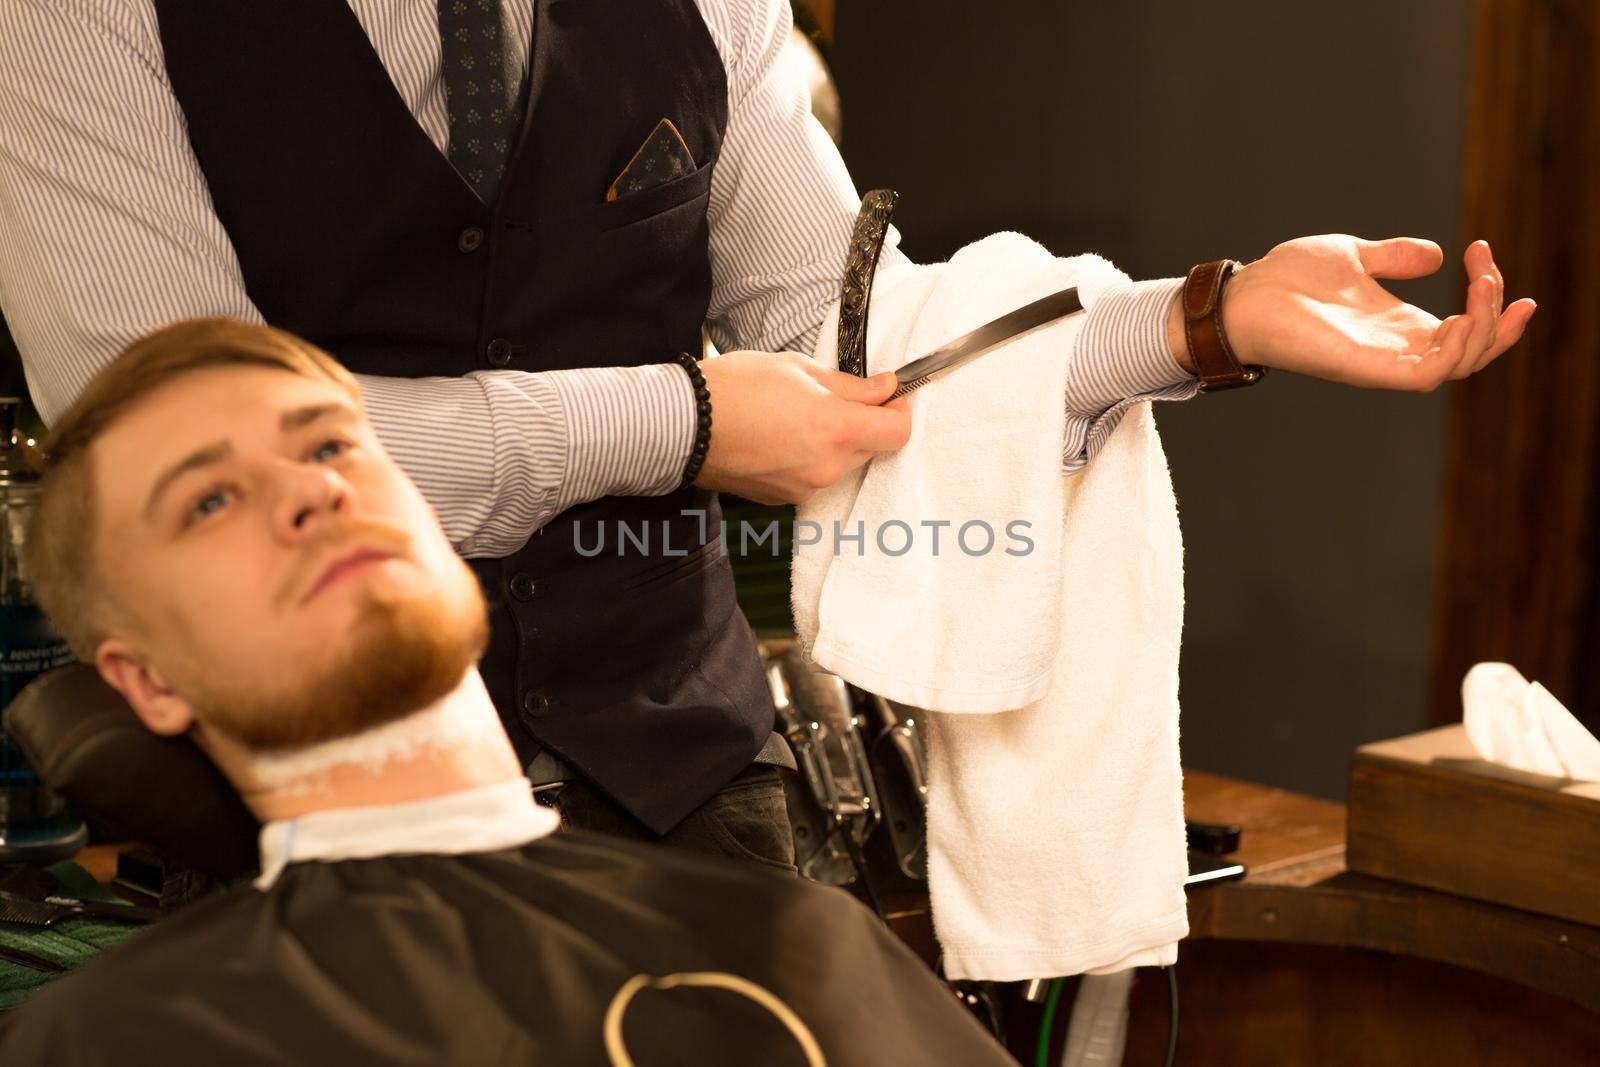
[195, 581, 489, 752]
[315, 557, 426, 614]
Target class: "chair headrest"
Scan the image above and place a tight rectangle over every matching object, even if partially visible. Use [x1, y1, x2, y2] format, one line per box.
[3, 664, 260, 880]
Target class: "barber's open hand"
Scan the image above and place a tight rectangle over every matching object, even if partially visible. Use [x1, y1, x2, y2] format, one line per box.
[1169, 235, 1537, 391]
[695, 351, 912, 504]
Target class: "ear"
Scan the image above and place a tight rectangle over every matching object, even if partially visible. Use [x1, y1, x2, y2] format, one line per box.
[94, 637, 196, 736]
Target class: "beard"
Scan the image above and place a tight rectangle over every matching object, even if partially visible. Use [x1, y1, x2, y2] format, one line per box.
[188, 557, 490, 752]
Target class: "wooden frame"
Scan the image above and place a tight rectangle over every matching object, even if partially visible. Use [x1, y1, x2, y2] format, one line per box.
[1431, 0, 1600, 729]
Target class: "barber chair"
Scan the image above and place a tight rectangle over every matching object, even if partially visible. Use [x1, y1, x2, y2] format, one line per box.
[862, 692, 929, 880]
[760, 640, 932, 890]
[2, 664, 260, 883]
[764, 643, 879, 885]
[2, 655, 926, 898]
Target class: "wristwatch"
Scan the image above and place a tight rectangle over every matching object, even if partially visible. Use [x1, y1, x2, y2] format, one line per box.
[1182, 259, 1266, 391]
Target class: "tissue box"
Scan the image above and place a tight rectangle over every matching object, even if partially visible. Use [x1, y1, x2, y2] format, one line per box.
[1347, 724, 1600, 927]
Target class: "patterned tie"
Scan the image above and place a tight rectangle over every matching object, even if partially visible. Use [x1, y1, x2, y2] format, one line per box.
[437, 0, 522, 205]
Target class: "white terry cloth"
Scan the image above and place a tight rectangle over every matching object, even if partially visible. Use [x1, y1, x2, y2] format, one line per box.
[792, 232, 1189, 980]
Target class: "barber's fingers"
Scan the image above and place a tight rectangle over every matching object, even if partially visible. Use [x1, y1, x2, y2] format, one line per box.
[809, 364, 901, 405]
[1458, 241, 1505, 358]
[1356, 236, 1445, 280]
[1455, 275, 1501, 376]
[1470, 298, 1538, 374]
[1465, 240, 1504, 304]
[1427, 314, 1472, 383]
[802, 362, 911, 448]
[833, 394, 913, 452]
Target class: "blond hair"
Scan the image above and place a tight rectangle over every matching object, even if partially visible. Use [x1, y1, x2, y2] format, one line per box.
[24, 318, 362, 660]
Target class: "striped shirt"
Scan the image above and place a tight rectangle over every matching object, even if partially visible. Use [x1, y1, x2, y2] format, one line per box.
[0, 0, 1196, 560]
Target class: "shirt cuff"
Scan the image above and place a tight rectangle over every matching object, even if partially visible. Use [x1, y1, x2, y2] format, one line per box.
[544, 361, 698, 510]
[1068, 277, 1198, 417]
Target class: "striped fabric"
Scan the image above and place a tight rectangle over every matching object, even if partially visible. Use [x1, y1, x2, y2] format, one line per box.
[0, 0, 1194, 560]
[1069, 277, 1198, 470]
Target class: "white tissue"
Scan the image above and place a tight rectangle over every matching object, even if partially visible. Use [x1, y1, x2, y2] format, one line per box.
[1461, 662, 1600, 781]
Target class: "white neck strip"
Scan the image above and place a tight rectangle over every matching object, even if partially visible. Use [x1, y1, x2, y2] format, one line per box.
[255, 777, 559, 889]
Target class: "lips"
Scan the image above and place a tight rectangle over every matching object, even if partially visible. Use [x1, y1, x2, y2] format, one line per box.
[299, 545, 401, 606]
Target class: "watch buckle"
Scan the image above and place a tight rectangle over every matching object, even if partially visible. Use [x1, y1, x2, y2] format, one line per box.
[1198, 365, 1267, 393]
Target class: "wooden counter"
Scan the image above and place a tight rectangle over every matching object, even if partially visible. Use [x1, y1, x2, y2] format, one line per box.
[883, 769, 1600, 1063]
[1115, 770, 1600, 1065]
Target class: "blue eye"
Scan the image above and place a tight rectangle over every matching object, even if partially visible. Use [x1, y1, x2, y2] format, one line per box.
[187, 488, 232, 524]
[310, 439, 349, 463]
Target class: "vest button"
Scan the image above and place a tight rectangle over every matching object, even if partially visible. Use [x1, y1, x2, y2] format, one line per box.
[486, 337, 514, 367]
[508, 572, 538, 601]
[457, 226, 484, 253]
[521, 691, 553, 716]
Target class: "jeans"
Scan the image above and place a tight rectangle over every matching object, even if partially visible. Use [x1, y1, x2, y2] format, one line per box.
[540, 763, 798, 875]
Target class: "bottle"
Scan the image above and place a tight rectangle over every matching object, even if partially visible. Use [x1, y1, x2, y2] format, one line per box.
[0, 397, 86, 863]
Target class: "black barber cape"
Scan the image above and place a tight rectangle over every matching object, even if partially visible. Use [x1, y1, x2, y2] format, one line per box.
[0, 832, 1010, 1066]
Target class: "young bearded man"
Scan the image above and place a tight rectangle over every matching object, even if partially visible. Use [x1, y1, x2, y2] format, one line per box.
[0, 318, 1012, 1066]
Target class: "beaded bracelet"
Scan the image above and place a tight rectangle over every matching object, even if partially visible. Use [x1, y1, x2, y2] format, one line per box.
[673, 351, 712, 489]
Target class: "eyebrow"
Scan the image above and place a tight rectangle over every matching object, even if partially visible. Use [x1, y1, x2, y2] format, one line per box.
[279, 402, 355, 432]
[140, 402, 359, 521]
[142, 441, 232, 521]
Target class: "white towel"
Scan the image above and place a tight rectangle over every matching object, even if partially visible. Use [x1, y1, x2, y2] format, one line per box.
[792, 232, 1189, 980]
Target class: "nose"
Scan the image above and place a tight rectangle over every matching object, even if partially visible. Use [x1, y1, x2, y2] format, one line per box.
[272, 461, 349, 543]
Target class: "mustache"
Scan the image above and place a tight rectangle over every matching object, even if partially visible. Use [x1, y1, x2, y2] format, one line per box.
[275, 518, 415, 609]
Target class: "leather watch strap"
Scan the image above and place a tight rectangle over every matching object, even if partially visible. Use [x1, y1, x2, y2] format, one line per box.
[1182, 259, 1265, 392]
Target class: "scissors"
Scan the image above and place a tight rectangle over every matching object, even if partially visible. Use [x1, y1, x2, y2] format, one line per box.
[835, 189, 1084, 400]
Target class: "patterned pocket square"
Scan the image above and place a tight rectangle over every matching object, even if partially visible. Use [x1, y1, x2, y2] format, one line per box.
[606, 118, 697, 201]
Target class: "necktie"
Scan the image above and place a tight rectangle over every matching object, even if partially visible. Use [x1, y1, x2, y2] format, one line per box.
[437, 0, 522, 205]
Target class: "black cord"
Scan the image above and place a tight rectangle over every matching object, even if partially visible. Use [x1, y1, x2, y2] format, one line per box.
[833, 819, 886, 921]
[1164, 964, 1179, 1067]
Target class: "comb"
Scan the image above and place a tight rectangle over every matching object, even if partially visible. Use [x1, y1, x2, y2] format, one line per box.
[0, 942, 67, 973]
[0, 888, 160, 927]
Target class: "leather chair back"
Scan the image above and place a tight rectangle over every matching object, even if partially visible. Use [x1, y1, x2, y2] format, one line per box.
[3, 664, 259, 879]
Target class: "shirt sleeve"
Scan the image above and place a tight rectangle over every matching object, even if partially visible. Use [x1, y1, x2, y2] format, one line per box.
[0, 0, 694, 560]
[1065, 277, 1198, 471]
[697, 0, 910, 356]
[697, 0, 1196, 471]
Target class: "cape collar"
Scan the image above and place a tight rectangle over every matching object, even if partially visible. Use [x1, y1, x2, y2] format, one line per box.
[256, 777, 558, 889]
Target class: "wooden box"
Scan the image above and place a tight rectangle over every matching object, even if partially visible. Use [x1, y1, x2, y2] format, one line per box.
[1347, 724, 1600, 927]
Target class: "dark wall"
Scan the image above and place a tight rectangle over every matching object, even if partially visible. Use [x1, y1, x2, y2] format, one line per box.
[831, 1, 1474, 799]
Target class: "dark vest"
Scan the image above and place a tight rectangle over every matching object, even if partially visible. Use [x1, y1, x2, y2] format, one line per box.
[152, 0, 774, 833]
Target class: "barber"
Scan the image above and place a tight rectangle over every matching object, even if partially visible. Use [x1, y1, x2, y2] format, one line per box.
[0, 0, 1531, 868]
